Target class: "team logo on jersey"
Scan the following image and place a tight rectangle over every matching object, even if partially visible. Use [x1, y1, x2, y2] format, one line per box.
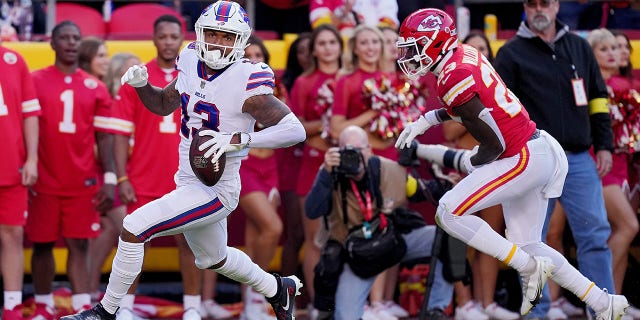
[417, 15, 443, 32]
[84, 78, 98, 89]
[3, 52, 17, 64]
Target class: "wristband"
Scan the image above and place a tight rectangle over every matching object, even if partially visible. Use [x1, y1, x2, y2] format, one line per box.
[117, 176, 129, 184]
[104, 172, 117, 185]
[423, 110, 442, 126]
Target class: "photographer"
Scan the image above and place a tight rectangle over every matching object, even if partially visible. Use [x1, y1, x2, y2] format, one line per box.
[305, 125, 454, 320]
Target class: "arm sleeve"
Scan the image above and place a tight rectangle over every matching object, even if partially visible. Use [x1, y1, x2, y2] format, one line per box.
[304, 167, 334, 219]
[93, 83, 113, 133]
[109, 85, 136, 136]
[19, 55, 41, 117]
[247, 113, 306, 148]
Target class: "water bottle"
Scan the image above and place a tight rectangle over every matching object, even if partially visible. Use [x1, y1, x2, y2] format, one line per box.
[484, 14, 498, 41]
[456, 6, 470, 41]
[18, 0, 32, 41]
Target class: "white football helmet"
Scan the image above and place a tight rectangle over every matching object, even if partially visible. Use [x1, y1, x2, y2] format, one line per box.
[195, 1, 252, 69]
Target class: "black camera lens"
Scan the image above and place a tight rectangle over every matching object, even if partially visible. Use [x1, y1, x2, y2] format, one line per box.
[336, 147, 362, 175]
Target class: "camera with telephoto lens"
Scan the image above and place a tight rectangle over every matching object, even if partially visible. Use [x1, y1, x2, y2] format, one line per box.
[397, 140, 420, 167]
[335, 146, 362, 175]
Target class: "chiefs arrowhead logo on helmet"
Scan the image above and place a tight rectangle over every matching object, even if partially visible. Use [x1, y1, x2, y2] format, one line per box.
[417, 15, 443, 32]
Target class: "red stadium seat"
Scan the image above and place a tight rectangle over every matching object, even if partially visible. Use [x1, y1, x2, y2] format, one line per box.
[54, 3, 107, 37]
[107, 3, 186, 40]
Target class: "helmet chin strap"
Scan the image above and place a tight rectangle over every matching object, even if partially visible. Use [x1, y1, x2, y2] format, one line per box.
[204, 49, 229, 70]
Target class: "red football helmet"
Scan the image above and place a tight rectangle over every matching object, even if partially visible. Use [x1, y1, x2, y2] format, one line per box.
[397, 8, 458, 78]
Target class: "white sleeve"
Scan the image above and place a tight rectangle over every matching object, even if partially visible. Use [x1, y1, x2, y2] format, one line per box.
[247, 113, 305, 148]
[175, 43, 195, 94]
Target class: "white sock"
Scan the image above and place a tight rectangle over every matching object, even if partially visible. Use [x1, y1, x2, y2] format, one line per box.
[183, 294, 201, 311]
[121, 294, 135, 310]
[72, 293, 91, 311]
[3, 291, 21, 310]
[34, 294, 54, 308]
[101, 239, 145, 314]
[212, 247, 277, 298]
[551, 263, 608, 313]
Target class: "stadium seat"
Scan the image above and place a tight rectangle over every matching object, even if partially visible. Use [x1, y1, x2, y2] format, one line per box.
[54, 3, 106, 37]
[107, 3, 186, 40]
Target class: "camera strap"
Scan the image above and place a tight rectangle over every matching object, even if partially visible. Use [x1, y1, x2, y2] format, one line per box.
[349, 180, 373, 221]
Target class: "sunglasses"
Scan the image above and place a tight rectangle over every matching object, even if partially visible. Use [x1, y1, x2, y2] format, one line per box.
[524, 0, 555, 8]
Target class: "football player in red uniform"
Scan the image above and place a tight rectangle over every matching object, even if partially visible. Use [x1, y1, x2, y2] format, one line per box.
[395, 8, 629, 320]
[0, 44, 41, 320]
[27, 21, 115, 318]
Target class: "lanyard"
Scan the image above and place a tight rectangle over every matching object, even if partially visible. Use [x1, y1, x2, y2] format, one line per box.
[350, 179, 372, 221]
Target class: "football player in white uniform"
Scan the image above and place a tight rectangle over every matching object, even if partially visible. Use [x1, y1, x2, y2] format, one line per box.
[60, 2, 305, 320]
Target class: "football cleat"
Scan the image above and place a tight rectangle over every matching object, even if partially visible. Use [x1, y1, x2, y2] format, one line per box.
[595, 292, 629, 320]
[58, 303, 115, 320]
[266, 274, 302, 320]
[520, 256, 555, 316]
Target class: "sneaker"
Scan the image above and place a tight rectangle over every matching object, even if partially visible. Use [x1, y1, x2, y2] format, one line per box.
[455, 301, 489, 320]
[547, 306, 568, 320]
[362, 305, 380, 320]
[382, 301, 409, 318]
[370, 302, 398, 320]
[2, 306, 23, 320]
[595, 293, 629, 320]
[626, 305, 640, 319]
[59, 303, 116, 320]
[553, 297, 585, 317]
[520, 256, 555, 316]
[182, 308, 201, 320]
[201, 300, 232, 319]
[483, 302, 519, 320]
[26, 303, 55, 320]
[425, 309, 448, 320]
[266, 274, 302, 320]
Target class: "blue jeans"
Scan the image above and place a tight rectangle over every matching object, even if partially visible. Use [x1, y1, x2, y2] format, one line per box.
[527, 151, 614, 318]
[334, 225, 454, 320]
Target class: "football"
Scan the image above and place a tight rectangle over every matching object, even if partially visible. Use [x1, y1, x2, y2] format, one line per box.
[189, 132, 226, 186]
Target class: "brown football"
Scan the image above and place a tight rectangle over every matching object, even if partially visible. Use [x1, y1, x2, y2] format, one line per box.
[189, 132, 226, 186]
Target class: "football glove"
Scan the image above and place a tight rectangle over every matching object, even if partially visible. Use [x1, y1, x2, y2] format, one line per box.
[121, 65, 149, 88]
[198, 130, 248, 163]
[396, 115, 432, 149]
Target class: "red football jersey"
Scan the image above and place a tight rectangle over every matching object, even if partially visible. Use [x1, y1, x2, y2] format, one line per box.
[110, 59, 180, 198]
[436, 44, 536, 158]
[32, 66, 112, 195]
[0, 46, 41, 186]
[290, 69, 337, 121]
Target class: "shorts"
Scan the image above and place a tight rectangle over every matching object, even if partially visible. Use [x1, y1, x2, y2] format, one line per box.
[240, 154, 279, 197]
[126, 195, 157, 215]
[0, 184, 28, 226]
[597, 152, 629, 187]
[26, 192, 101, 242]
[296, 145, 325, 197]
[275, 144, 303, 192]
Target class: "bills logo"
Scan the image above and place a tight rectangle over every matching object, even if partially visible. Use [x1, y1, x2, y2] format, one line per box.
[417, 15, 443, 32]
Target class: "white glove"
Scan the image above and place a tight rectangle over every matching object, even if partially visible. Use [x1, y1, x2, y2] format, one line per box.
[396, 115, 433, 149]
[120, 65, 149, 88]
[461, 145, 479, 174]
[198, 130, 248, 163]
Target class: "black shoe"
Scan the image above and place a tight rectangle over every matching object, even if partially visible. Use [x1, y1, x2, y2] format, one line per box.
[59, 303, 116, 320]
[425, 308, 448, 320]
[266, 273, 303, 320]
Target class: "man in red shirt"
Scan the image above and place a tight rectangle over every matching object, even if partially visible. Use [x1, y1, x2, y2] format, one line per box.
[395, 8, 629, 320]
[0, 44, 41, 320]
[26, 21, 115, 319]
[108, 15, 207, 320]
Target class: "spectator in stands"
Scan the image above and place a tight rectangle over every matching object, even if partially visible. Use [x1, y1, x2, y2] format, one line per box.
[278, 32, 311, 279]
[0, 41, 41, 320]
[587, 27, 640, 318]
[493, 0, 616, 318]
[78, 37, 110, 81]
[235, 34, 285, 320]
[27, 20, 115, 318]
[108, 15, 206, 320]
[612, 30, 636, 83]
[289, 24, 342, 318]
[309, 0, 398, 38]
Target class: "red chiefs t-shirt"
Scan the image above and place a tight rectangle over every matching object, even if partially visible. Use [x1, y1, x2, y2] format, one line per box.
[0, 46, 41, 186]
[31, 66, 112, 195]
[437, 44, 536, 158]
[110, 59, 180, 198]
[290, 69, 337, 121]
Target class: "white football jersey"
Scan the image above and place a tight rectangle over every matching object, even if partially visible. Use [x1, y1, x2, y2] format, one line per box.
[174, 42, 275, 209]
